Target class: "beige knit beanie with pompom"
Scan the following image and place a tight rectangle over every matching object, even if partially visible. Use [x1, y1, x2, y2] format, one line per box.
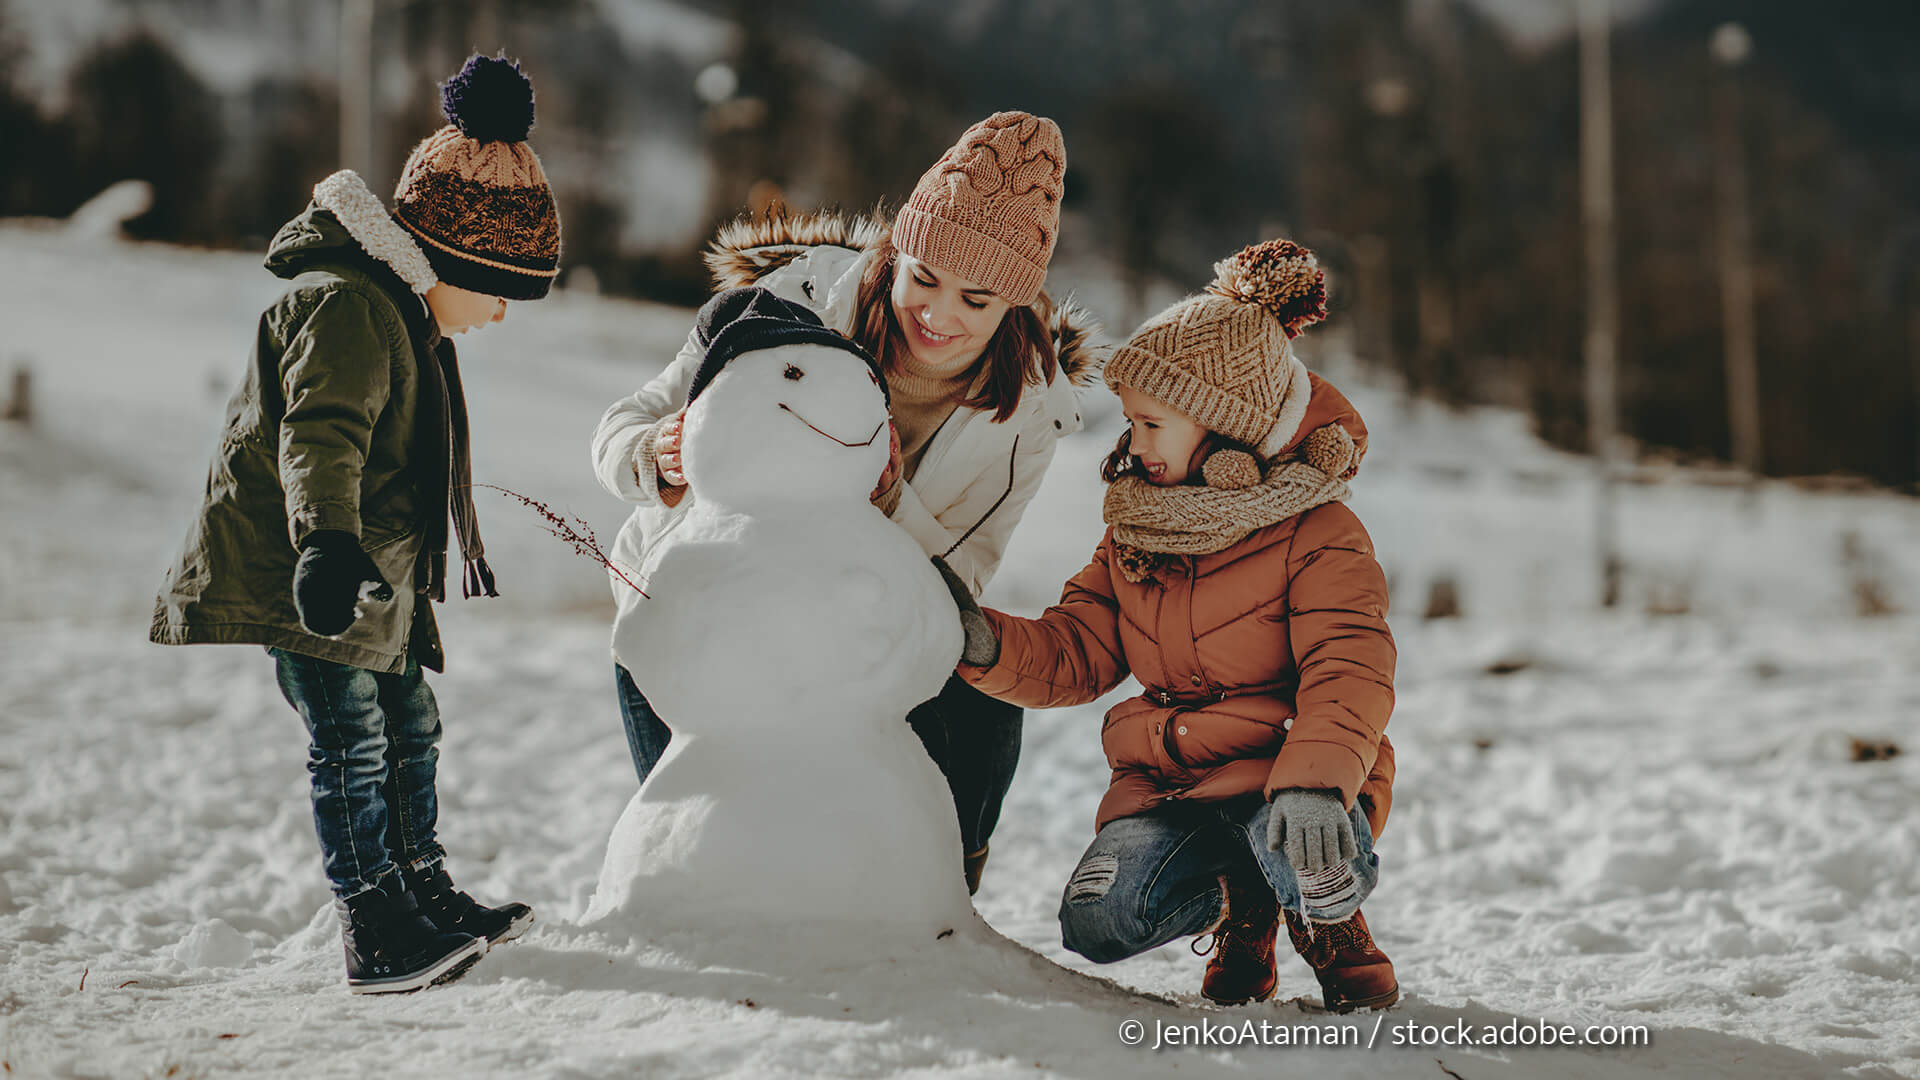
[1104, 239, 1329, 457]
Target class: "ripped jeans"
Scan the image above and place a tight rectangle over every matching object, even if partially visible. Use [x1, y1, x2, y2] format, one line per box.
[1058, 796, 1379, 964]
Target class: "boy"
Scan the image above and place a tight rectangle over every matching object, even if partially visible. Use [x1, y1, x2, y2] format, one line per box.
[151, 54, 560, 993]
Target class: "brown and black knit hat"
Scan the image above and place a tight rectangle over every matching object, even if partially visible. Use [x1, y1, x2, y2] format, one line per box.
[392, 54, 561, 301]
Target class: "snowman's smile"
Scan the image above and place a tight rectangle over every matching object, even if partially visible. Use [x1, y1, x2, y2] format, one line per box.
[778, 403, 884, 448]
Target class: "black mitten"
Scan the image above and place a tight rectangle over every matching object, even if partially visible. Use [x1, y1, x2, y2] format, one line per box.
[293, 530, 394, 637]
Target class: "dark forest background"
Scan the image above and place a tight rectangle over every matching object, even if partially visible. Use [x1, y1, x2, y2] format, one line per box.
[3, 0, 1917, 487]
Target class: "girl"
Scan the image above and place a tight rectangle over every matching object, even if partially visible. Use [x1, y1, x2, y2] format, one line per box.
[591, 111, 1096, 893]
[951, 240, 1399, 1010]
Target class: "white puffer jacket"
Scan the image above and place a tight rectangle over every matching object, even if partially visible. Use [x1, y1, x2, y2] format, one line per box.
[591, 213, 1099, 661]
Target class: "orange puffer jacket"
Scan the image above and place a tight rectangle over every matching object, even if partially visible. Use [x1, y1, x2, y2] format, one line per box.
[960, 378, 1396, 839]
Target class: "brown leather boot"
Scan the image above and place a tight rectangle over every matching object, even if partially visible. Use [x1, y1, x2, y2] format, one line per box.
[1199, 869, 1280, 1005]
[1284, 908, 1398, 1012]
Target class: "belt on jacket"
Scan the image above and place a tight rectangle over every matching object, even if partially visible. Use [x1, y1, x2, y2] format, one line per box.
[1143, 678, 1296, 708]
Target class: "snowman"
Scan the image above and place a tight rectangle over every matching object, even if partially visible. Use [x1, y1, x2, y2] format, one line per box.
[586, 288, 973, 940]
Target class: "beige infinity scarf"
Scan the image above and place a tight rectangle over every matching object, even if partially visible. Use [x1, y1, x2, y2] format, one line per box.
[1103, 424, 1357, 583]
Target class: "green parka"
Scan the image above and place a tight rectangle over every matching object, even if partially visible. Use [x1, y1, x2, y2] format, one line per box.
[151, 179, 461, 673]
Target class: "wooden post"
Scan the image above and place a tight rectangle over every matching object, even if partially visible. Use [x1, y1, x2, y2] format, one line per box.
[3, 365, 30, 424]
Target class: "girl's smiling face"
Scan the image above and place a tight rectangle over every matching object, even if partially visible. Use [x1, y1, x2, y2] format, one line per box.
[889, 253, 1011, 368]
[1117, 385, 1212, 485]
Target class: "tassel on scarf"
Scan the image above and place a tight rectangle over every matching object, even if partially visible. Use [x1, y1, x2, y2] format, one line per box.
[462, 556, 499, 599]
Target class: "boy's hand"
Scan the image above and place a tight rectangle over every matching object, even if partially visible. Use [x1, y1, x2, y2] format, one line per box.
[1266, 788, 1357, 875]
[932, 555, 998, 667]
[655, 412, 687, 488]
[293, 530, 394, 637]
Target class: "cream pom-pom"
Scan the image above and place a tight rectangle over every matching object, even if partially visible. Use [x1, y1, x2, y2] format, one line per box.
[1206, 238, 1329, 339]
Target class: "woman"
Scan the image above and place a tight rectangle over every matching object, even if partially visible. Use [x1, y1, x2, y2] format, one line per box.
[590, 111, 1096, 893]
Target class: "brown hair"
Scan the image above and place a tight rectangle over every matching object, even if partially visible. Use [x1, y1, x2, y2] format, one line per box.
[853, 233, 1058, 423]
[1099, 429, 1260, 485]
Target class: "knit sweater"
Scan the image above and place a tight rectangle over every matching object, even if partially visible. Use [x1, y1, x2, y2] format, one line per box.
[886, 350, 978, 480]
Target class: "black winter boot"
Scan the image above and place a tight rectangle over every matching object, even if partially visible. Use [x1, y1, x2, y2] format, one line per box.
[337, 874, 485, 994]
[403, 863, 534, 946]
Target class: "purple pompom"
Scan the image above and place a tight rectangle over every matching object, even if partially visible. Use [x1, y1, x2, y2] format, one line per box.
[440, 54, 535, 143]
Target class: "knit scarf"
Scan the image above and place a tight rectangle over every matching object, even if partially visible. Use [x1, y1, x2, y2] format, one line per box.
[1102, 435, 1352, 584]
[415, 329, 497, 602]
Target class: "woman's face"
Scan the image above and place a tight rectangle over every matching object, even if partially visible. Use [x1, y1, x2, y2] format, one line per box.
[1117, 385, 1212, 486]
[889, 252, 1011, 368]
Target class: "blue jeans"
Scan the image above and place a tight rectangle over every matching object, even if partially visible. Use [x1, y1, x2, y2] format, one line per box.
[614, 664, 1022, 854]
[1059, 797, 1379, 964]
[271, 648, 446, 899]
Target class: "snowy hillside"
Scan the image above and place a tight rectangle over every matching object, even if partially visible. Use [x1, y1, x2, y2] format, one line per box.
[2, 225, 1917, 1079]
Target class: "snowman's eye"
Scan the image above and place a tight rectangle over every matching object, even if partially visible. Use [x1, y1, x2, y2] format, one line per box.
[784, 364, 804, 381]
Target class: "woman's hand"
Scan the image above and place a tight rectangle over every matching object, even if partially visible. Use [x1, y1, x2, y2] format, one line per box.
[655, 412, 687, 488]
[871, 420, 902, 503]
[869, 420, 903, 513]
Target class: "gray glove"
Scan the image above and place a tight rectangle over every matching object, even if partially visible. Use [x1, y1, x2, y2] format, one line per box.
[931, 555, 999, 667]
[1266, 788, 1358, 875]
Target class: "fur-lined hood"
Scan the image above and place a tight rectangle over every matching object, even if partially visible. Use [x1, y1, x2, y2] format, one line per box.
[703, 210, 1103, 386]
[266, 170, 439, 295]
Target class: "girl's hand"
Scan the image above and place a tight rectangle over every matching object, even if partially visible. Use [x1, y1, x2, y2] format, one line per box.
[1266, 788, 1357, 874]
[655, 412, 687, 488]
[870, 420, 903, 504]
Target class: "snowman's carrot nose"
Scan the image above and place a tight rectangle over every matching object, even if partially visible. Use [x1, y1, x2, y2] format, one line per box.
[777, 404, 884, 448]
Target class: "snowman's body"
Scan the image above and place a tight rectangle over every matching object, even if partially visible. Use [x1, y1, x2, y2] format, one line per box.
[588, 338, 972, 935]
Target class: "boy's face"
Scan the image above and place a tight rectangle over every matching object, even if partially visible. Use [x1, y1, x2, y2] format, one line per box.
[1117, 384, 1211, 486]
[426, 282, 507, 336]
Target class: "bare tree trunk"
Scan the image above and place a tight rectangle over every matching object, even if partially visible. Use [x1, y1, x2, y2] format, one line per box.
[1579, 0, 1622, 608]
[1714, 63, 1762, 482]
[339, 0, 375, 177]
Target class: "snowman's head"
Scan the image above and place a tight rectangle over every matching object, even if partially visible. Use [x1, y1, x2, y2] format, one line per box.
[680, 294, 891, 506]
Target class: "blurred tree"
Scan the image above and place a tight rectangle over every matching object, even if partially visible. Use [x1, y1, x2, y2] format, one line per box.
[64, 29, 222, 240]
[0, 2, 59, 215]
[833, 34, 956, 217]
[1088, 84, 1227, 322]
[223, 78, 339, 246]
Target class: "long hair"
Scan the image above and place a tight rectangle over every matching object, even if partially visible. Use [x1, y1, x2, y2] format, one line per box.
[853, 233, 1058, 423]
[1099, 428, 1261, 484]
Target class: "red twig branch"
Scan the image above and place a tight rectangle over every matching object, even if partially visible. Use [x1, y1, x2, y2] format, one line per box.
[475, 484, 649, 598]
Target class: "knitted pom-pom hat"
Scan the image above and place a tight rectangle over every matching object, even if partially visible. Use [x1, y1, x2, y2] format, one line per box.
[893, 111, 1065, 307]
[1104, 239, 1330, 457]
[392, 54, 561, 300]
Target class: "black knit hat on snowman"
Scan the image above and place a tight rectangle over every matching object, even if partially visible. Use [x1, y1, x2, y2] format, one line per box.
[685, 287, 889, 407]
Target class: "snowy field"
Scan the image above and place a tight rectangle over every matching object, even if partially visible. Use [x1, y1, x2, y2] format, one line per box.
[2, 224, 1917, 1079]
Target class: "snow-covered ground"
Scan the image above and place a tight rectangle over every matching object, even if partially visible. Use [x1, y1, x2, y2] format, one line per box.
[2, 225, 1917, 1079]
